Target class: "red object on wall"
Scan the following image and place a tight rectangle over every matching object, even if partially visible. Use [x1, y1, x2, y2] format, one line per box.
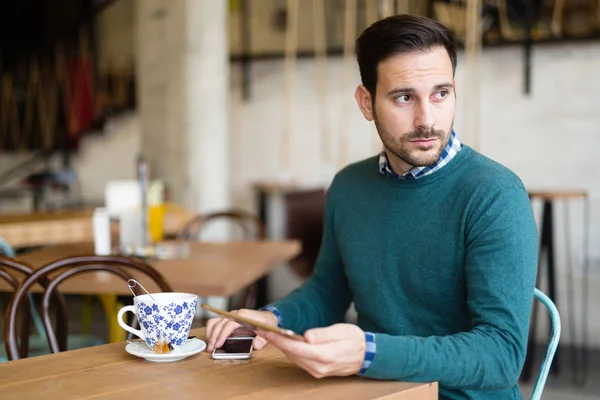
[65, 54, 94, 149]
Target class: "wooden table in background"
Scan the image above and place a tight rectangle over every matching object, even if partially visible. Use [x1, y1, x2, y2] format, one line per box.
[0, 328, 438, 399]
[0, 207, 191, 248]
[0, 209, 95, 248]
[1, 240, 301, 297]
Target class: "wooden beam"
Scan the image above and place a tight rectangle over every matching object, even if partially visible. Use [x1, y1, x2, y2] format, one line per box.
[281, 0, 299, 173]
[465, 0, 482, 150]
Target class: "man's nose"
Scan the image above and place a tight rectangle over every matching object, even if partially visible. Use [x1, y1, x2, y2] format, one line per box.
[414, 101, 434, 130]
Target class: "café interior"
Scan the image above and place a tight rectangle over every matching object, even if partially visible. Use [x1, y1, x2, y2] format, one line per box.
[0, 0, 599, 399]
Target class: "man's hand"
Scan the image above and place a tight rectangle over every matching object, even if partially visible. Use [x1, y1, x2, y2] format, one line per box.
[205, 309, 279, 352]
[258, 323, 366, 379]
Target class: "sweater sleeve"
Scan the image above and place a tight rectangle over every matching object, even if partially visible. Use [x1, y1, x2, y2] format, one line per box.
[363, 185, 538, 390]
[266, 183, 353, 334]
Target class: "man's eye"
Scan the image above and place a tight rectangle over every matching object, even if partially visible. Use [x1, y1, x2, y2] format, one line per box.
[434, 90, 448, 100]
[396, 95, 411, 103]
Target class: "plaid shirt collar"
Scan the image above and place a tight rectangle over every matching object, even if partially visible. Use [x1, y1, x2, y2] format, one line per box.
[378, 130, 462, 179]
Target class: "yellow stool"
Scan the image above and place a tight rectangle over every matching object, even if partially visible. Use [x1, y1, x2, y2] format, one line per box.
[81, 294, 126, 343]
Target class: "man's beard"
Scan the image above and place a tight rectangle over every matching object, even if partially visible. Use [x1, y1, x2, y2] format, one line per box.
[374, 115, 451, 168]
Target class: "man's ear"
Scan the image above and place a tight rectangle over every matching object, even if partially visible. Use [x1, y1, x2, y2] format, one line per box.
[354, 85, 374, 121]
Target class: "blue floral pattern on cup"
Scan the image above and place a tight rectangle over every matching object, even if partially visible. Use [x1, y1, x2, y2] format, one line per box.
[135, 295, 197, 349]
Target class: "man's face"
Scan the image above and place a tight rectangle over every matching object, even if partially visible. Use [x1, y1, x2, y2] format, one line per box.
[355, 46, 456, 174]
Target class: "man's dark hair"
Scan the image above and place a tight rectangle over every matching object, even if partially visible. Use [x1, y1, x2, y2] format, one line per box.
[356, 14, 457, 98]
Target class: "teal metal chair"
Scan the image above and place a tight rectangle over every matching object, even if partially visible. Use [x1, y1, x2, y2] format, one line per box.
[0, 235, 16, 257]
[530, 288, 561, 400]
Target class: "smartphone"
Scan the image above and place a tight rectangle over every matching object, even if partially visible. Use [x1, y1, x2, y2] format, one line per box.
[201, 303, 306, 342]
[211, 336, 254, 360]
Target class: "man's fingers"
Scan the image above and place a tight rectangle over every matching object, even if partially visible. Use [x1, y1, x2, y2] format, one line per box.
[207, 318, 228, 351]
[259, 330, 299, 351]
[259, 330, 325, 361]
[252, 336, 268, 350]
[280, 350, 331, 379]
[304, 324, 347, 345]
[215, 320, 242, 349]
[205, 317, 220, 342]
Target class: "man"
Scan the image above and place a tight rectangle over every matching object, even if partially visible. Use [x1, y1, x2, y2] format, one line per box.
[206, 14, 537, 400]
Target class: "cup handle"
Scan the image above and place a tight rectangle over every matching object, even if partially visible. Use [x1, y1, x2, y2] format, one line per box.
[117, 305, 144, 341]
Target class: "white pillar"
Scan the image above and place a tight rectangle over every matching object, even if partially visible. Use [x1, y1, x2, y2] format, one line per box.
[136, 0, 230, 223]
[185, 0, 230, 227]
[136, 0, 230, 313]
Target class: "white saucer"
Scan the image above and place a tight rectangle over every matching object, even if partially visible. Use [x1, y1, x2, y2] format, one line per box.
[125, 338, 206, 363]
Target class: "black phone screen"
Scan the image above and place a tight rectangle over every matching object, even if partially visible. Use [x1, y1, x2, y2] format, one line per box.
[214, 338, 253, 354]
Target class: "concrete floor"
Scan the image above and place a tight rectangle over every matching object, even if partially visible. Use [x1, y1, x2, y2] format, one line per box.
[521, 384, 600, 400]
[519, 344, 600, 399]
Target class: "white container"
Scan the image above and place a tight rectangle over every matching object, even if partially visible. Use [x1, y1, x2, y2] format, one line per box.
[119, 209, 142, 251]
[93, 207, 112, 255]
[104, 180, 141, 218]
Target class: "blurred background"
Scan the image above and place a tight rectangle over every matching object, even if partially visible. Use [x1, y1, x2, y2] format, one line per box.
[0, 0, 598, 398]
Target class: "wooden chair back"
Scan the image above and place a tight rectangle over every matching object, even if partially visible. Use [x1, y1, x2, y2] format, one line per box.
[5, 255, 172, 360]
[0, 257, 68, 360]
[178, 209, 266, 241]
[177, 209, 265, 310]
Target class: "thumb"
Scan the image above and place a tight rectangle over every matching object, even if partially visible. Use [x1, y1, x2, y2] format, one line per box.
[304, 325, 342, 345]
[252, 335, 268, 350]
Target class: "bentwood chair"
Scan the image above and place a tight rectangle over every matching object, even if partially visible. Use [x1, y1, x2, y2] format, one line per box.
[5, 255, 172, 360]
[178, 209, 265, 310]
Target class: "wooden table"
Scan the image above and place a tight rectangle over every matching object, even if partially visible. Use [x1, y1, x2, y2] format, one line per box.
[0, 207, 192, 248]
[1, 240, 301, 297]
[0, 328, 438, 399]
[0, 209, 95, 248]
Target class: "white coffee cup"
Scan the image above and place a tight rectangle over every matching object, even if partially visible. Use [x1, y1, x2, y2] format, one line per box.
[117, 292, 197, 350]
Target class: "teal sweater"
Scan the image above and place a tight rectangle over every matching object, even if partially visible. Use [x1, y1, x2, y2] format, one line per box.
[269, 146, 538, 400]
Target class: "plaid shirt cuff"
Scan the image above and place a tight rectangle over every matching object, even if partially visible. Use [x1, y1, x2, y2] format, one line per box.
[258, 305, 283, 327]
[358, 332, 376, 376]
